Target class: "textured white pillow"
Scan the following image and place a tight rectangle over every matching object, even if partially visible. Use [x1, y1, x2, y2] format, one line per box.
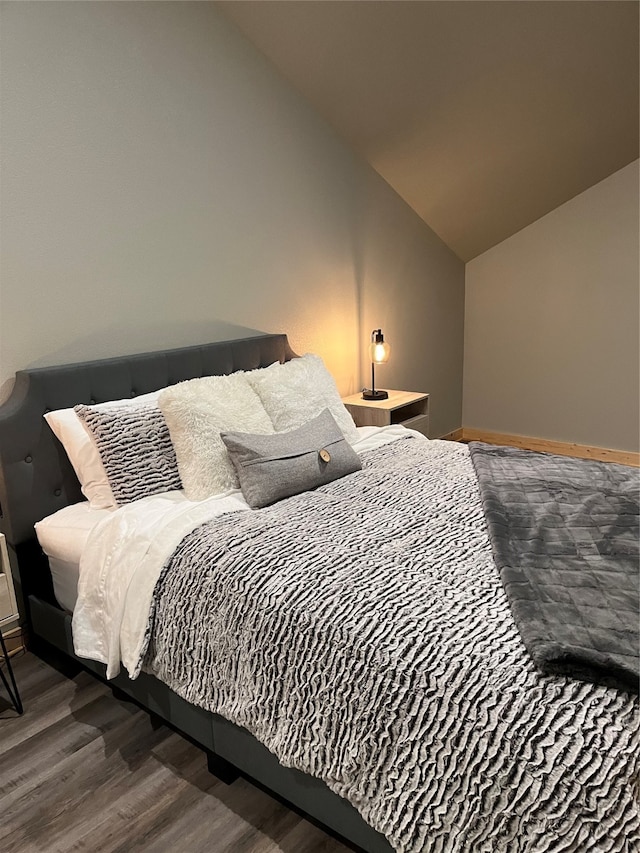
[246, 354, 358, 444]
[44, 390, 162, 509]
[158, 373, 274, 501]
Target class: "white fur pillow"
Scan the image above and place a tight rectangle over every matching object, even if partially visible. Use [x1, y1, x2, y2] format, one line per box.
[158, 373, 274, 500]
[246, 354, 358, 444]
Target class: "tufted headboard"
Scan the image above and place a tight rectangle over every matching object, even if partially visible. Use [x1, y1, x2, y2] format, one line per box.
[0, 334, 295, 610]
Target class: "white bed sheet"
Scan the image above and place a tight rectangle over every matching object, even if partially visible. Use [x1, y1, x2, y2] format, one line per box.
[34, 502, 113, 611]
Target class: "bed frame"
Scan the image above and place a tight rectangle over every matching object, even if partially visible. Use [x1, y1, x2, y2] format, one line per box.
[0, 334, 393, 853]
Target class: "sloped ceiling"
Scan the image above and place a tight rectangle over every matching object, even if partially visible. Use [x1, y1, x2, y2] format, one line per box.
[215, 1, 639, 262]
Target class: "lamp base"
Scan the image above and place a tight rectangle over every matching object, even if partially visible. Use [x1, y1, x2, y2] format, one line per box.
[362, 389, 389, 401]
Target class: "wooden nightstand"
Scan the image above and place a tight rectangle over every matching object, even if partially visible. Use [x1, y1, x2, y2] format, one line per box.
[342, 390, 430, 437]
[0, 534, 18, 632]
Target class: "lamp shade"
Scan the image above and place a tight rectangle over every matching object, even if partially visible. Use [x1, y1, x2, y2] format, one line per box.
[369, 329, 390, 364]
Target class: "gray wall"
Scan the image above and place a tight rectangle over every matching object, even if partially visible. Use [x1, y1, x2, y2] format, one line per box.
[463, 161, 639, 451]
[0, 1, 464, 438]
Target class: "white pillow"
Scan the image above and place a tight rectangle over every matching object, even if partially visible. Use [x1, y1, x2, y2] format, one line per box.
[158, 374, 274, 501]
[246, 354, 358, 444]
[44, 390, 162, 509]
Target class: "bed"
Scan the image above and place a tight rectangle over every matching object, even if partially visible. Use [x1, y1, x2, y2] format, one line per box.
[0, 333, 637, 853]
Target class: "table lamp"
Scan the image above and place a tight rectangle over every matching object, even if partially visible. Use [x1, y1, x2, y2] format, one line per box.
[362, 329, 390, 400]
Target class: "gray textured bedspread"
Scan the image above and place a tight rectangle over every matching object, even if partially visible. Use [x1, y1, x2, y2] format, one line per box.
[143, 438, 639, 853]
[469, 442, 639, 694]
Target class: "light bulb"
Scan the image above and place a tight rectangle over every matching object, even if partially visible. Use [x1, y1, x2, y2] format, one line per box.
[369, 330, 390, 364]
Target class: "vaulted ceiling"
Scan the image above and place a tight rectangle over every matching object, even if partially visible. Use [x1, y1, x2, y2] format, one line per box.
[216, 1, 639, 262]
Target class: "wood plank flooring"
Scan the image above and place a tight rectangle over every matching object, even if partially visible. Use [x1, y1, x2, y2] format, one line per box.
[0, 652, 356, 853]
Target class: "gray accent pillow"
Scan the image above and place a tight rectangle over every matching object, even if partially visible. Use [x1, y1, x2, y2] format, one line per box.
[75, 403, 181, 505]
[221, 409, 362, 508]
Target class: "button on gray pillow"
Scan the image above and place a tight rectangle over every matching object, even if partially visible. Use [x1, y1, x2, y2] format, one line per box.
[221, 409, 362, 508]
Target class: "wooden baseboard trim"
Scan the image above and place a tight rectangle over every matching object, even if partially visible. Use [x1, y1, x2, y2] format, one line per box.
[438, 428, 464, 442]
[461, 429, 640, 467]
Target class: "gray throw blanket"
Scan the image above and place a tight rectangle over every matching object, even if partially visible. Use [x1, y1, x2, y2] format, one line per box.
[469, 442, 639, 694]
[143, 438, 639, 853]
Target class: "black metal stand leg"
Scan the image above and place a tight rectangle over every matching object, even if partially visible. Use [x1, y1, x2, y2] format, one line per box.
[0, 631, 23, 715]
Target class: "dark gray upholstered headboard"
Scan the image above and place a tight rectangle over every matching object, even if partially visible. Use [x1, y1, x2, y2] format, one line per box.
[0, 334, 295, 609]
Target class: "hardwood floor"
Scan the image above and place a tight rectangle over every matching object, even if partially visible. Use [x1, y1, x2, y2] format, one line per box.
[0, 652, 355, 853]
